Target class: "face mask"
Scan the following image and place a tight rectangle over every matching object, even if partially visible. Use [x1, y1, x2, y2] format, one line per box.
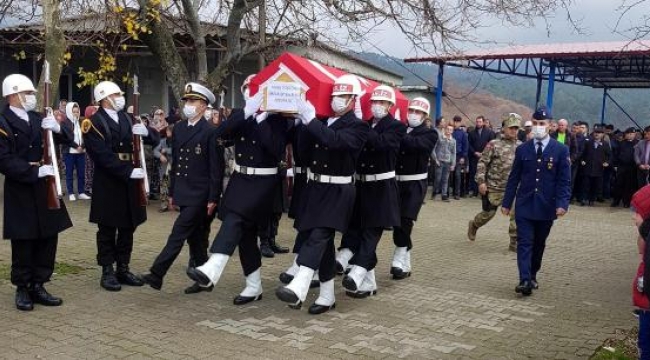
[109, 96, 125, 111]
[331, 96, 350, 114]
[407, 113, 423, 128]
[532, 125, 548, 140]
[371, 104, 388, 119]
[183, 105, 198, 119]
[21, 94, 37, 111]
[204, 110, 213, 120]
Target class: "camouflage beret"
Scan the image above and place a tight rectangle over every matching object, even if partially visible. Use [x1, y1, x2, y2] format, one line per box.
[501, 113, 522, 128]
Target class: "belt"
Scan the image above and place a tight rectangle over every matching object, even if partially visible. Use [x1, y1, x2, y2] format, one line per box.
[117, 153, 133, 161]
[307, 169, 353, 184]
[294, 166, 308, 174]
[234, 162, 278, 175]
[396, 173, 428, 181]
[355, 171, 396, 182]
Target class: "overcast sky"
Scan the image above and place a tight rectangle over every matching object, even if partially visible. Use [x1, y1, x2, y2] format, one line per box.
[358, 0, 649, 59]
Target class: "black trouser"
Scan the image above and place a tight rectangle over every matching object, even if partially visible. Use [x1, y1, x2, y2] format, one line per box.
[292, 230, 310, 253]
[210, 212, 260, 276]
[393, 217, 414, 250]
[639, 169, 650, 189]
[258, 212, 281, 241]
[469, 157, 479, 194]
[191, 209, 216, 268]
[11, 236, 58, 286]
[150, 206, 210, 278]
[613, 165, 637, 206]
[96, 225, 135, 266]
[297, 228, 337, 282]
[581, 175, 603, 202]
[341, 227, 384, 271]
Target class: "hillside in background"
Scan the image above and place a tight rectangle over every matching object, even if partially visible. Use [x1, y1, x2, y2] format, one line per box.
[353, 51, 650, 129]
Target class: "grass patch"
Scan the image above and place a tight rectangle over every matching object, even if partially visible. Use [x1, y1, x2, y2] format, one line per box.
[0, 261, 86, 281]
[590, 328, 638, 360]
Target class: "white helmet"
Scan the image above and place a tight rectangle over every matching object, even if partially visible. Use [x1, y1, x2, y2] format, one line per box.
[332, 74, 361, 96]
[408, 97, 431, 116]
[2, 74, 36, 97]
[370, 85, 396, 104]
[94, 81, 123, 102]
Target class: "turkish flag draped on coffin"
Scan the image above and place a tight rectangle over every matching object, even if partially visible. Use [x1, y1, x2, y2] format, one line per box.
[249, 52, 409, 122]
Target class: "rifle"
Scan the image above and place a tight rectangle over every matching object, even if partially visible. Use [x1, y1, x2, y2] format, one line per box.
[131, 75, 148, 206]
[42, 60, 62, 209]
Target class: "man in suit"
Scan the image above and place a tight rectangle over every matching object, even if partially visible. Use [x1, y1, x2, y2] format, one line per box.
[611, 127, 639, 208]
[82, 81, 159, 291]
[451, 116, 469, 199]
[186, 82, 293, 305]
[634, 126, 650, 188]
[468, 115, 496, 196]
[391, 98, 437, 279]
[0, 73, 73, 311]
[276, 74, 369, 314]
[502, 107, 571, 296]
[141, 83, 224, 293]
[335, 85, 406, 298]
[578, 125, 611, 206]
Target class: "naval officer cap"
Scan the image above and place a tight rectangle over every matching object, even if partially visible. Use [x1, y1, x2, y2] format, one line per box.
[182, 82, 216, 104]
[532, 106, 550, 120]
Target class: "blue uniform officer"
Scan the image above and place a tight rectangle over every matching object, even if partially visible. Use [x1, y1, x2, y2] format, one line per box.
[501, 107, 571, 296]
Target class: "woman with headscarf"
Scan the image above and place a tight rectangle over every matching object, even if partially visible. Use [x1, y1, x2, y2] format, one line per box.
[62, 102, 90, 200]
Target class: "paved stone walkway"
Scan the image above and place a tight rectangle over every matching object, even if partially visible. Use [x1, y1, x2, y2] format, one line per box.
[0, 194, 638, 359]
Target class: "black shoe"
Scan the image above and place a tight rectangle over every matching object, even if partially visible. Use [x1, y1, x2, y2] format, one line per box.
[596, 198, 605, 203]
[308, 302, 336, 315]
[610, 201, 620, 208]
[260, 242, 275, 258]
[270, 238, 290, 254]
[342, 275, 358, 292]
[29, 283, 63, 306]
[116, 264, 144, 286]
[15, 286, 33, 311]
[531, 280, 539, 289]
[442, 196, 450, 202]
[100, 265, 122, 291]
[336, 262, 345, 275]
[279, 272, 293, 284]
[233, 293, 263, 305]
[391, 267, 411, 280]
[186, 267, 211, 287]
[579, 201, 586, 207]
[515, 281, 533, 296]
[184, 282, 214, 294]
[345, 290, 377, 299]
[275, 286, 302, 309]
[141, 273, 163, 290]
[453, 195, 460, 200]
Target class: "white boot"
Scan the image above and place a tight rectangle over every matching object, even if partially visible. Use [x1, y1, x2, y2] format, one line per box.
[403, 250, 412, 273]
[343, 265, 367, 292]
[286, 255, 299, 276]
[194, 253, 229, 286]
[336, 248, 354, 273]
[308, 279, 336, 314]
[276, 265, 315, 307]
[391, 247, 407, 271]
[348, 269, 377, 298]
[234, 268, 263, 305]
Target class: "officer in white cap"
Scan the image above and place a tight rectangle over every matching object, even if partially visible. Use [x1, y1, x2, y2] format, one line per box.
[142, 82, 225, 294]
[82, 80, 159, 292]
[0, 73, 73, 311]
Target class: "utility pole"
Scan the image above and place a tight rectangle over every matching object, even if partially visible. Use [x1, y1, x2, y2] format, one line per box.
[258, 0, 266, 70]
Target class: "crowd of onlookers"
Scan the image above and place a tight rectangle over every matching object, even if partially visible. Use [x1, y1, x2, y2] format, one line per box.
[426, 113, 650, 208]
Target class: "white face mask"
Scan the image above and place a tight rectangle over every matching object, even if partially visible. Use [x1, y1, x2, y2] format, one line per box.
[21, 94, 37, 112]
[331, 96, 350, 114]
[183, 105, 198, 120]
[204, 110, 213, 120]
[109, 96, 125, 111]
[532, 125, 548, 140]
[407, 113, 423, 128]
[371, 104, 388, 119]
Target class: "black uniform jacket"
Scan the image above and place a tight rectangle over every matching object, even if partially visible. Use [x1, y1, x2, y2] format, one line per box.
[83, 107, 159, 228]
[397, 124, 438, 220]
[0, 105, 73, 239]
[349, 114, 406, 229]
[296, 111, 369, 233]
[216, 110, 293, 225]
[288, 122, 309, 223]
[168, 118, 224, 207]
[579, 138, 611, 177]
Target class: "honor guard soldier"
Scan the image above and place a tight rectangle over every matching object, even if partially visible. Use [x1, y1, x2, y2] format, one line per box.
[0, 74, 73, 311]
[276, 74, 369, 313]
[502, 107, 571, 296]
[82, 81, 159, 291]
[467, 113, 522, 251]
[187, 78, 294, 305]
[337, 85, 407, 298]
[141, 83, 224, 293]
[391, 98, 437, 279]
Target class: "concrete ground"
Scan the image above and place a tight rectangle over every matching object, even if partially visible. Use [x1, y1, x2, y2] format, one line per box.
[0, 194, 638, 359]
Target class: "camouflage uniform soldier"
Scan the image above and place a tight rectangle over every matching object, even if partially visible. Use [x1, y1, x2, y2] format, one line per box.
[467, 113, 522, 251]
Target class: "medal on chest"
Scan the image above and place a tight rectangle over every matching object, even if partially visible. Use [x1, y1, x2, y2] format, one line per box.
[195, 143, 202, 155]
[547, 156, 554, 170]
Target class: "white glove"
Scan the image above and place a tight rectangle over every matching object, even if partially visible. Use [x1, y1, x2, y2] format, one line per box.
[41, 117, 60, 133]
[244, 92, 263, 119]
[130, 168, 145, 179]
[255, 112, 269, 124]
[38, 165, 54, 178]
[132, 123, 149, 137]
[296, 99, 316, 125]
